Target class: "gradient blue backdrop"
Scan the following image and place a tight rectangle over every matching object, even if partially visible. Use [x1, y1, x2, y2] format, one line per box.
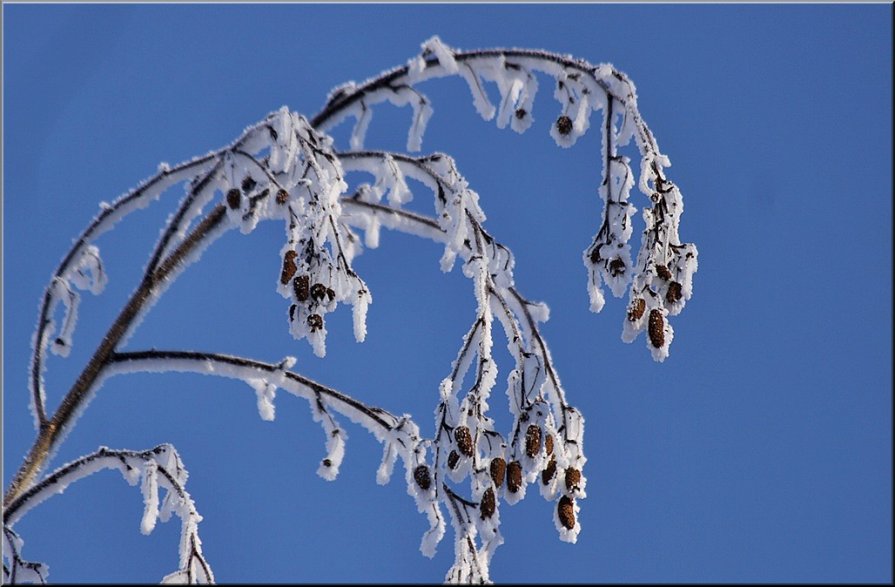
[3, 3, 892, 583]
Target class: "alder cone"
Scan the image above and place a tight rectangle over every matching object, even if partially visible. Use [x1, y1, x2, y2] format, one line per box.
[226, 188, 241, 210]
[490, 457, 506, 488]
[525, 425, 542, 458]
[608, 257, 626, 277]
[666, 281, 683, 303]
[307, 313, 324, 332]
[447, 451, 460, 470]
[648, 309, 664, 348]
[628, 297, 646, 322]
[413, 465, 431, 491]
[293, 275, 310, 302]
[310, 283, 328, 302]
[455, 426, 474, 457]
[556, 115, 573, 136]
[507, 461, 523, 493]
[655, 264, 672, 281]
[545, 434, 554, 456]
[280, 250, 298, 285]
[480, 487, 496, 520]
[564, 467, 581, 492]
[542, 457, 557, 485]
[558, 496, 576, 529]
[276, 189, 289, 204]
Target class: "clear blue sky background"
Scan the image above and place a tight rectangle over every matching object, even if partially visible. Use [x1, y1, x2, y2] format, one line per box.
[3, 3, 892, 584]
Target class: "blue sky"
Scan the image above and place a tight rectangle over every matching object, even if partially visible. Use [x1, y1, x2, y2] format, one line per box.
[3, 3, 892, 583]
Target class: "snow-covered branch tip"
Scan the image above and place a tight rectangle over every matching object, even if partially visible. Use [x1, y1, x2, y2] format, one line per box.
[6, 37, 698, 584]
[3, 445, 213, 584]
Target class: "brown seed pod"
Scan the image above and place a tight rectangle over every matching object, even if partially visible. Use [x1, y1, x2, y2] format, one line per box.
[608, 257, 626, 277]
[542, 457, 557, 486]
[226, 188, 241, 210]
[655, 264, 672, 281]
[556, 115, 573, 136]
[507, 461, 523, 493]
[307, 313, 324, 332]
[241, 175, 256, 193]
[413, 465, 431, 491]
[326, 288, 336, 301]
[293, 275, 310, 302]
[447, 451, 460, 470]
[480, 487, 496, 520]
[628, 298, 646, 322]
[525, 425, 542, 458]
[666, 281, 683, 304]
[310, 283, 328, 302]
[545, 434, 554, 456]
[454, 426, 474, 457]
[280, 250, 298, 285]
[558, 496, 576, 529]
[490, 457, 507, 488]
[564, 467, 582, 493]
[276, 189, 289, 205]
[648, 309, 665, 348]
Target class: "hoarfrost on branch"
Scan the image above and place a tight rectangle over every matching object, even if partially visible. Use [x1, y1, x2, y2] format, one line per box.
[3, 36, 698, 584]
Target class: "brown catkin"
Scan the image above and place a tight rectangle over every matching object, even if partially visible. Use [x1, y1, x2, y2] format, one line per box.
[307, 314, 324, 332]
[608, 257, 626, 277]
[280, 251, 298, 285]
[542, 457, 557, 485]
[666, 281, 683, 304]
[655, 265, 672, 281]
[455, 426, 474, 457]
[648, 309, 665, 348]
[293, 275, 310, 302]
[413, 465, 431, 491]
[310, 283, 328, 301]
[480, 488, 496, 519]
[628, 298, 646, 322]
[507, 461, 523, 493]
[525, 425, 542, 458]
[490, 458, 506, 488]
[226, 188, 241, 210]
[556, 115, 573, 136]
[558, 496, 576, 529]
[565, 467, 582, 493]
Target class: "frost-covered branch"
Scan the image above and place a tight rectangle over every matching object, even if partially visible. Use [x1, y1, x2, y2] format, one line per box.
[314, 36, 698, 361]
[3, 445, 212, 584]
[6, 38, 697, 583]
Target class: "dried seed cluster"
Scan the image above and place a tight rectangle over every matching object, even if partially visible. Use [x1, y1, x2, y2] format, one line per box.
[280, 251, 298, 285]
[542, 457, 557, 485]
[558, 495, 576, 529]
[480, 487, 496, 519]
[648, 309, 664, 348]
[226, 188, 241, 210]
[413, 465, 431, 490]
[556, 115, 573, 136]
[564, 467, 581, 493]
[490, 457, 506, 488]
[628, 298, 646, 322]
[507, 461, 523, 493]
[447, 451, 460, 470]
[525, 425, 542, 458]
[455, 426, 474, 457]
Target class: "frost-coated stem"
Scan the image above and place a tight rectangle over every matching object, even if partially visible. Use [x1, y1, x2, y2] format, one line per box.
[4, 207, 227, 508]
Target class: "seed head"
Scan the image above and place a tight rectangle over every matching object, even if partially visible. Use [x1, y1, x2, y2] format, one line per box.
[558, 496, 576, 529]
[666, 281, 683, 304]
[564, 467, 582, 493]
[455, 426, 474, 457]
[507, 461, 523, 493]
[655, 264, 672, 281]
[490, 457, 506, 488]
[413, 465, 431, 491]
[556, 115, 573, 136]
[447, 450, 460, 470]
[628, 298, 646, 322]
[307, 313, 324, 332]
[480, 487, 496, 519]
[542, 457, 557, 485]
[280, 250, 298, 285]
[293, 275, 310, 302]
[226, 188, 241, 210]
[525, 425, 542, 458]
[648, 309, 665, 348]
